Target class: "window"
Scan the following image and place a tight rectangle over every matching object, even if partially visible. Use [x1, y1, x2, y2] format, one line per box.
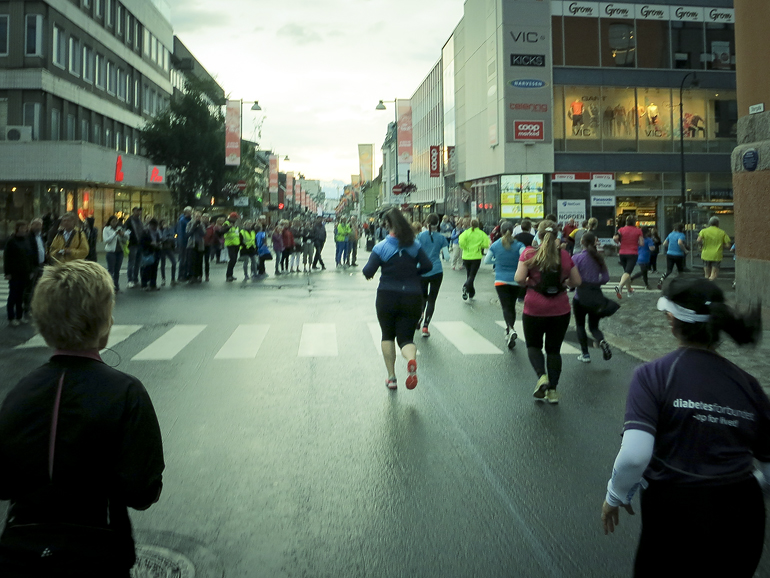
[563, 16, 599, 66]
[53, 25, 66, 67]
[125, 72, 131, 104]
[0, 15, 9, 57]
[638, 87, 673, 152]
[151, 36, 157, 63]
[81, 118, 89, 141]
[105, 127, 112, 148]
[163, 48, 169, 72]
[107, 61, 116, 94]
[68, 37, 81, 76]
[67, 114, 76, 141]
[563, 86, 602, 150]
[636, 20, 671, 69]
[51, 109, 61, 141]
[126, 14, 132, 44]
[133, 137, 138, 155]
[134, 79, 139, 107]
[95, 53, 105, 88]
[551, 17, 563, 66]
[706, 23, 735, 71]
[106, 0, 113, 27]
[116, 129, 121, 151]
[23, 102, 41, 139]
[601, 18, 636, 67]
[116, 4, 123, 35]
[142, 84, 149, 113]
[25, 14, 43, 56]
[143, 28, 149, 56]
[83, 0, 91, 8]
[671, 21, 705, 69]
[93, 123, 101, 145]
[96, 0, 103, 18]
[82, 46, 94, 82]
[124, 133, 130, 152]
[151, 90, 157, 115]
[117, 68, 126, 100]
[133, 21, 139, 50]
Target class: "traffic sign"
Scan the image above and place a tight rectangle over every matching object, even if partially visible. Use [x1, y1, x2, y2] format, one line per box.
[392, 185, 403, 195]
[237, 180, 247, 191]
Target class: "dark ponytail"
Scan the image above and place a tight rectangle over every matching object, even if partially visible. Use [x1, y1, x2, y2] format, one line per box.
[581, 232, 606, 270]
[384, 208, 415, 247]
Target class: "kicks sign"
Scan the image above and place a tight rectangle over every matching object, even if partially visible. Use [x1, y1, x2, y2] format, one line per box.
[514, 121, 544, 141]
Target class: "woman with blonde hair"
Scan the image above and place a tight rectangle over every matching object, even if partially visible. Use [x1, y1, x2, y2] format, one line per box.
[458, 218, 490, 301]
[515, 220, 581, 403]
[485, 221, 525, 349]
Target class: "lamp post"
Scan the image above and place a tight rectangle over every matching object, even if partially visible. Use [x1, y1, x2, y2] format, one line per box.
[679, 73, 698, 226]
[376, 99, 401, 205]
[239, 100, 262, 143]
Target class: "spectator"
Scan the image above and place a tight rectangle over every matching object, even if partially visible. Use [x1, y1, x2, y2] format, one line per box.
[48, 213, 89, 265]
[125, 207, 144, 288]
[3, 221, 35, 327]
[176, 207, 192, 282]
[103, 215, 128, 292]
[158, 219, 177, 287]
[140, 219, 162, 291]
[83, 217, 98, 262]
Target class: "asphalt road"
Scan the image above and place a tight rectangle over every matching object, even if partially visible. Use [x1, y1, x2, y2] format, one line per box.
[1, 240, 768, 577]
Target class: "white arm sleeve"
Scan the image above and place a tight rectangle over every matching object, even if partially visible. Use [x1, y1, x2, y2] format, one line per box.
[605, 429, 655, 507]
[754, 462, 770, 495]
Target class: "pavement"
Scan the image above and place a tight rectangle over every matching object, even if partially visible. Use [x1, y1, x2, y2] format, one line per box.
[0, 237, 769, 577]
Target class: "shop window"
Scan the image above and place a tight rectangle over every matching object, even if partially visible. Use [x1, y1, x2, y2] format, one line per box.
[600, 87, 637, 151]
[677, 88, 709, 153]
[636, 20, 671, 69]
[686, 173, 708, 201]
[552, 17, 563, 66]
[563, 86, 601, 151]
[563, 17, 600, 67]
[601, 19, 635, 67]
[553, 86, 565, 151]
[706, 23, 734, 71]
[616, 173, 663, 191]
[709, 173, 733, 201]
[637, 88, 673, 152]
[671, 21, 705, 69]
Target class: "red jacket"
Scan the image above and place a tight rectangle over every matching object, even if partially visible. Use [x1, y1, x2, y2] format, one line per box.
[282, 228, 295, 249]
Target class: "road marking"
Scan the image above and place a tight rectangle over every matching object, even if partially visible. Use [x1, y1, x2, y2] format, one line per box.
[496, 321, 582, 355]
[298, 323, 338, 357]
[432, 321, 503, 355]
[214, 325, 270, 359]
[368, 322, 381, 353]
[132, 325, 206, 360]
[16, 325, 142, 350]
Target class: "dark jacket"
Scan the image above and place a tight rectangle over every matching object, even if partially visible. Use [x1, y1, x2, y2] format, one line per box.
[312, 223, 327, 244]
[140, 228, 161, 255]
[127, 216, 144, 247]
[3, 235, 36, 281]
[363, 235, 433, 294]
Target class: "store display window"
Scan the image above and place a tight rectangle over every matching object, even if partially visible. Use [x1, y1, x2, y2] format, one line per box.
[552, 17, 564, 66]
[709, 91, 738, 145]
[600, 87, 637, 151]
[564, 86, 602, 151]
[678, 88, 709, 153]
[706, 23, 735, 71]
[636, 20, 671, 69]
[637, 88, 673, 152]
[709, 173, 733, 202]
[600, 17, 635, 68]
[671, 21, 705, 70]
[563, 17, 600, 67]
[686, 173, 708, 202]
[553, 86, 565, 150]
[616, 173, 664, 192]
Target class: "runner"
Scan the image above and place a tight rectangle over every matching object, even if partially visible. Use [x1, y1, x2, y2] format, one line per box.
[363, 209, 433, 391]
[458, 219, 490, 301]
[485, 221, 525, 349]
[629, 227, 656, 290]
[514, 220, 581, 404]
[601, 278, 768, 577]
[613, 216, 644, 299]
[697, 216, 732, 281]
[656, 223, 689, 289]
[416, 214, 449, 338]
[572, 232, 617, 363]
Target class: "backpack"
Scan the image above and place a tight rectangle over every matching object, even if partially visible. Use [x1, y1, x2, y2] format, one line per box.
[533, 266, 566, 296]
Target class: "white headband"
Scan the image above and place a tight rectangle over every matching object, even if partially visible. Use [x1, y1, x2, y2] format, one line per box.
[657, 297, 710, 324]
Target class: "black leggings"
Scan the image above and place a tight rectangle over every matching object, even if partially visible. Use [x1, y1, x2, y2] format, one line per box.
[281, 249, 292, 271]
[630, 263, 650, 287]
[522, 313, 571, 388]
[572, 300, 605, 355]
[495, 284, 519, 331]
[661, 255, 684, 280]
[463, 259, 482, 297]
[420, 273, 443, 327]
[376, 291, 422, 349]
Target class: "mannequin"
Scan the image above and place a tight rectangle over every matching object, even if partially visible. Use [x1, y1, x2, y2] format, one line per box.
[646, 102, 659, 125]
[570, 100, 585, 129]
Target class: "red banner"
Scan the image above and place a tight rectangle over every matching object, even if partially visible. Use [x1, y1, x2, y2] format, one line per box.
[269, 155, 278, 194]
[225, 100, 241, 166]
[396, 99, 413, 164]
[429, 146, 441, 178]
[286, 172, 294, 202]
[513, 121, 544, 141]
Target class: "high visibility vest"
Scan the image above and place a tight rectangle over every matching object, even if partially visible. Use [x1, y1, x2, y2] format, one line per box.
[241, 230, 256, 249]
[224, 224, 240, 247]
[335, 224, 350, 242]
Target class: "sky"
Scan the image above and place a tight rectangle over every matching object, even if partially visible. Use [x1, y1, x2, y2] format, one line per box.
[167, 0, 464, 198]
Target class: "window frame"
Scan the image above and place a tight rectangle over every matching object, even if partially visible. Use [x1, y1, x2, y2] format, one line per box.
[107, 60, 116, 94]
[82, 45, 94, 83]
[106, 0, 113, 27]
[51, 108, 61, 141]
[117, 68, 126, 101]
[96, 0, 103, 18]
[68, 36, 81, 77]
[52, 24, 66, 67]
[95, 53, 105, 88]
[0, 15, 9, 57]
[116, 3, 124, 35]
[25, 14, 43, 57]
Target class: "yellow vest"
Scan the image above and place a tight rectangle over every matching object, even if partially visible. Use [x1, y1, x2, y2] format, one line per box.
[241, 230, 256, 249]
[224, 224, 240, 247]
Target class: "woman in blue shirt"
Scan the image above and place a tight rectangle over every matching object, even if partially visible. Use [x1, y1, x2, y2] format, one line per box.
[484, 221, 525, 349]
[416, 214, 449, 338]
[630, 227, 656, 290]
[657, 223, 689, 289]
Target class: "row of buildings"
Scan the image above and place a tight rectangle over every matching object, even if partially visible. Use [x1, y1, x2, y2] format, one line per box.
[381, 0, 737, 243]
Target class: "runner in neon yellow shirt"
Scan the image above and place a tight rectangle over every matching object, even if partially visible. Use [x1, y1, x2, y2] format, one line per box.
[697, 216, 732, 281]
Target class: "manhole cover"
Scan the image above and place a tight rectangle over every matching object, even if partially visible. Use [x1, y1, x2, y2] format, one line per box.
[131, 544, 196, 578]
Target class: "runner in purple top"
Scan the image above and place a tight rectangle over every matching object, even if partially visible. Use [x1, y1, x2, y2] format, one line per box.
[600, 278, 769, 577]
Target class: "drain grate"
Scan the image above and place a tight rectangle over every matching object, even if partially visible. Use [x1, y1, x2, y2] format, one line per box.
[131, 544, 196, 578]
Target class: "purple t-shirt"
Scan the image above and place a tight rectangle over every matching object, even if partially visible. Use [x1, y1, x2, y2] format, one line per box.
[625, 348, 770, 486]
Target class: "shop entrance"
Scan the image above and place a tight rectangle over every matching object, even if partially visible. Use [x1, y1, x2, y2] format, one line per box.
[616, 196, 658, 228]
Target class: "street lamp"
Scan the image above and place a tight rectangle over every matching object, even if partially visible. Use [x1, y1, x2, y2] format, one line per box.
[679, 72, 699, 226]
[376, 99, 401, 203]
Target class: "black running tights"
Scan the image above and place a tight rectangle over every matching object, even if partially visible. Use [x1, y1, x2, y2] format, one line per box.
[522, 313, 571, 388]
[495, 284, 519, 331]
[572, 300, 604, 355]
[420, 273, 443, 327]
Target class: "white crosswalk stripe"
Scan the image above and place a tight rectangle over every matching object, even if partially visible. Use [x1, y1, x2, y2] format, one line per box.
[132, 325, 206, 360]
[298, 323, 338, 357]
[495, 321, 582, 355]
[16, 324, 142, 350]
[432, 321, 503, 355]
[214, 324, 269, 359]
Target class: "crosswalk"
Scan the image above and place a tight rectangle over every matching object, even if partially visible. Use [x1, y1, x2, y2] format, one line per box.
[12, 319, 582, 360]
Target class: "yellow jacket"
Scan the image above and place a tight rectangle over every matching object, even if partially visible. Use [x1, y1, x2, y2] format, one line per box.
[49, 230, 89, 264]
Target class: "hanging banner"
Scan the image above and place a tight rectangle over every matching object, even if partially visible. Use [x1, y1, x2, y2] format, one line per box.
[225, 100, 241, 167]
[295, 182, 301, 206]
[396, 99, 413, 164]
[429, 146, 441, 178]
[358, 144, 374, 183]
[268, 155, 278, 194]
[286, 172, 294, 202]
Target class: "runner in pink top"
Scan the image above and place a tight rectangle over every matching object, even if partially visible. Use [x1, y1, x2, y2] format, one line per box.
[613, 216, 644, 299]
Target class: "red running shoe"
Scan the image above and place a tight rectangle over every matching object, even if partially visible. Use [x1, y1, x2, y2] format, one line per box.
[405, 359, 418, 390]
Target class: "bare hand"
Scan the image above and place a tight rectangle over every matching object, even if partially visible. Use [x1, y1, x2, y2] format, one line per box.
[601, 500, 635, 535]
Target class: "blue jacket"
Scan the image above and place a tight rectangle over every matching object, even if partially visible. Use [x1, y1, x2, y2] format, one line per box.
[256, 231, 271, 256]
[362, 235, 433, 294]
[417, 230, 448, 277]
[177, 214, 191, 248]
[484, 238, 525, 285]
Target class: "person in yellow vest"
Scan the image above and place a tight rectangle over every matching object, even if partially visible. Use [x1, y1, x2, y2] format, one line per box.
[48, 212, 89, 265]
[222, 212, 241, 282]
[458, 219, 490, 300]
[240, 220, 258, 281]
[334, 217, 351, 268]
[697, 216, 732, 281]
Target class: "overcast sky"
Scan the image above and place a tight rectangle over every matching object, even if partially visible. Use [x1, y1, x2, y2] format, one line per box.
[167, 0, 464, 197]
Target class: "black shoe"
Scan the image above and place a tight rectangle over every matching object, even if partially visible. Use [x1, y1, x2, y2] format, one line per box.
[462, 286, 468, 301]
[600, 340, 612, 361]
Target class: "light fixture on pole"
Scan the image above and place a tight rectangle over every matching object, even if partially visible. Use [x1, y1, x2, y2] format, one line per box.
[679, 72, 699, 226]
[376, 99, 401, 201]
[236, 99, 263, 144]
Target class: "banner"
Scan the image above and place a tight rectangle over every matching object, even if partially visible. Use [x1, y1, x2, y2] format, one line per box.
[557, 199, 586, 222]
[286, 172, 294, 202]
[429, 146, 441, 178]
[225, 100, 241, 167]
[396, 99, 413, 164]
[358, 144, 374, 183]
[268, 155, 278, 194]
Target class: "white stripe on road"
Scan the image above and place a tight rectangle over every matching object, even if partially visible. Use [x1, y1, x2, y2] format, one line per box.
[496, 321, 581, 355]
[132, 325, 206, 360]
[367, 322, 421, 356]
[214, 325, 270, 359]
[16, 324, 142, 350]
[298, 323, 338, 357]
[432, 321, 503, 355]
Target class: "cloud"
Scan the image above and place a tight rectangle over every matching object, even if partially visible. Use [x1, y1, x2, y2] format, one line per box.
[276, 23, 322, 45]
[171, 8, 231, 32]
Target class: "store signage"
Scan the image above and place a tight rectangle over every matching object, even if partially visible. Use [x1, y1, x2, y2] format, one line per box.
[743, 149, 759, 172]
[446, 146, 456, 175]
[552, 173, 591, 182]
[557, 199, 586, 222]
[707, 8, 734, 23]
[509, 102, 549, 113]
[115, 155, 124, 183]
[514, 121, 545, 141]
[750, 104, 765, 115]
[147, 165, 166, 184]
[225, 100, 241, 167]
[396, 99, 413, 164]
[429, 146, 441, 178]
[511, 54, 545, 67]
[565, 1, 599, 18]
[268, 154, 278, 194]
[591, 173, 616, 191]
[600, 3, 634, 19]
[510, 79, 548, 89]
[509, 31, 546, 43]
[671, 6, 704, 22]
[591, 195, 617, 207]
[233, 197, 249, 207]
[636, 5, 669, 20]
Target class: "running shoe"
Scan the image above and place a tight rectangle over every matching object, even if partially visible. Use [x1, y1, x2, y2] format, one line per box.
[506, 331, 517, 349]
[422, 326, 430, 338]
[386, 377, 397, 390]
[405, 359, 418, 390]
[462, 286, 468, 301]
[533, 375, 549, 400]
[614, 285, 622, 299]
[627, 287, 634, 297]
[577, 354, 591, 363]
[600, 340, 613, 361]
[545, 389, 560, 404]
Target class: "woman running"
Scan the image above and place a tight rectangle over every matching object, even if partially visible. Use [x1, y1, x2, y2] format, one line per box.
[458, 219, 490, 301]
[614, 216, 644, 299]
[601, 278, 768, 577]
[572, 232, 616, 363]
[363, 209, 433, 391]
[416, 214, 449, 338]
[485, 221, 525, 349]
[514, 220, 581, 404]
[657, 223, 689, 289]
[629, 227, 656, 290]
